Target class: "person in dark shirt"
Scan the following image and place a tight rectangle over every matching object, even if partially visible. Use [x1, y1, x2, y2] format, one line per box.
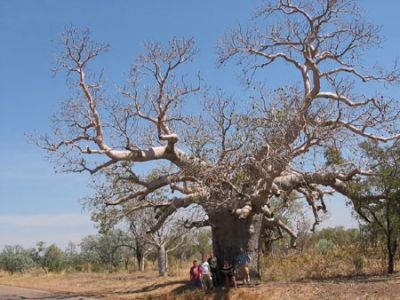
[220, 260, 237, 289]
[207, 251, 220, 286]
[189, 260, 202, 288]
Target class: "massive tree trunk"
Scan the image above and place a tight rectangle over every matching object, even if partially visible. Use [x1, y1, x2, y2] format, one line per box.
[209, 210, 263, 278]
[157, 244, 168, 276]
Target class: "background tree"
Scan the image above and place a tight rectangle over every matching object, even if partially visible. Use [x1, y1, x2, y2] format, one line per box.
[125, 208, 188, 277]
[80, 229, 132, 272]
[39, 0, 400, 275]
[262, 193, 310, 256]
[42, 244, 64, 272]
[31, 241, 49, 273]
[91, 209, 148, 272]
[352, 141, 400, 274]
[91, 202, 187, 276]
[63, 242, 83, 272]
[0, 245, 34, 274]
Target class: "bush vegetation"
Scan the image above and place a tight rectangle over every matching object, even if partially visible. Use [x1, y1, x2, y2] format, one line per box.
[0, 226, 398, 281]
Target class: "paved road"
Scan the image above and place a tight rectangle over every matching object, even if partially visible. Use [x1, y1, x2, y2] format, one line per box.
[0, 285, 98, 300]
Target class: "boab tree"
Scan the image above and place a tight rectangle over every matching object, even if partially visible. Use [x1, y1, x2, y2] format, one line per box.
[39, 0, 400, 276]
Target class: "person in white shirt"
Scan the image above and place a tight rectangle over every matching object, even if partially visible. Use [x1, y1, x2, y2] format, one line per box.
[200, 255, 213, 291]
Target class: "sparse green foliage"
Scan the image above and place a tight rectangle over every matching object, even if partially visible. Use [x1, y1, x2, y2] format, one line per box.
[352, 254, 365, 274]
[80, 229, 132, 272]
[63, 242, 82, 271]
[195, 229, 212, 256]
[353, 141, 400, 273]
[324, 147, 344, 166]
[0, 245, 34, 274]
[315, 239, 335, 254]
[42, 244, 64, 272]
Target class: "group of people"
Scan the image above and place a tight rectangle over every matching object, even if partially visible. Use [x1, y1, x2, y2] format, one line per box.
[189, 248, 251, 291]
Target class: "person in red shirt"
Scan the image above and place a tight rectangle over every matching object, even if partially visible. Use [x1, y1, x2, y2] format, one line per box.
[189, 260, 202, 288]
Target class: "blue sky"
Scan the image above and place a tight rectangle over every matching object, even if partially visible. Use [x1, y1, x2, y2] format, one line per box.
[1, 0, 399, 249]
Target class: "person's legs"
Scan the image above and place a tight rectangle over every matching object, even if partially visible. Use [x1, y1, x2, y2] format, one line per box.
[244, 266, 250, 284]
[200, 274, 207, 291]
[201, 274, 213, 291]
[194, 278, 202, 289]
[231, 275, 237, 288]
[207, 274, 214, 290]
[211, 268, 217, 287]
[224, 274, 229, 289]
[239, 265, 245, 284]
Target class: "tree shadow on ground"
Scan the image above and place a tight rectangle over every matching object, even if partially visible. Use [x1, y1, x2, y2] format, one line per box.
[165, 282, 258, 300]
[1, 292, 100, 300]
[295, 271, 399, 284]
[53, 291, 101, 299]
[113, 279, 187, 295]
[119, 280, 244, 300]
[166, 285, 233, 300]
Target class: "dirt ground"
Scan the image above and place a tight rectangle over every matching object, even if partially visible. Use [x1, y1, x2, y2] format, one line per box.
[0, 284, 97, 300]
[0, 270, 399, 300]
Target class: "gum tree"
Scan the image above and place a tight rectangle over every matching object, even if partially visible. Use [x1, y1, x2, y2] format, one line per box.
[90, 188, 189, 276]
[353, 141, 400, 274]
[39, 0, 400, 275]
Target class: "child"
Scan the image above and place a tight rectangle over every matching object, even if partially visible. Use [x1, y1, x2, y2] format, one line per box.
[189, 260, 202, 288]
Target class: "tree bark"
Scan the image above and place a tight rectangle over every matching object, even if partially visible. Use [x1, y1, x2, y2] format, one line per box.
[157, 245, 168, 276]
[388, 250, 394, 274]
[136, 251, 145, 272]
[387, 239, 397, 274]
[385, 203, 397, 274]
[135, 240, 146, 272]
[209, 210, 263, 278]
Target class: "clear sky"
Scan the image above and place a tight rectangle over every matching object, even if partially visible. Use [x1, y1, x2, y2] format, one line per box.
[1, 0, 400, 249]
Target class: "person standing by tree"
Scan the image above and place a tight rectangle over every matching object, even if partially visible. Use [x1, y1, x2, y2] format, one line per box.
[236, 248, 251, 285]
[189, 260, 202, 289]
[208, 251, 219, 287]
[220, 259, 237, 289]
[200, 255, 213, 291]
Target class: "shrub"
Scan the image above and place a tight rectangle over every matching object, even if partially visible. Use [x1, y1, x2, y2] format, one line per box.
[315, 239, 335, 254]
[352, 254, 365, 274]
[0, 245, 34, 274]
[42, 244, 64, 272]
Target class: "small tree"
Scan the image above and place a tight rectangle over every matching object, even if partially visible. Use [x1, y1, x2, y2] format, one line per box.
[63, 242, 82, 271]
[80, 229, 131, 272]
[353, 142, 400, 274]
[0, 245, 34, 274]
[126, 212, 151, 272]
[89, 179, 191, 276]
[42, 244, 64, 272]
[31, 241, 49, 273]
[135, 209, 188, 277]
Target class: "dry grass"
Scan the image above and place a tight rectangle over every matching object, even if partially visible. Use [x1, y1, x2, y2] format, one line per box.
[261, 248, 388, 282]
[0, 254, 399, 299]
